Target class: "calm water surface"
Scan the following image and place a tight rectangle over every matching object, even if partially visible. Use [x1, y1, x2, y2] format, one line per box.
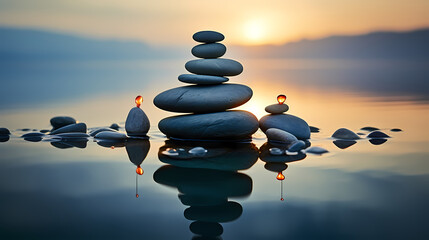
[0, 58, 428, 239]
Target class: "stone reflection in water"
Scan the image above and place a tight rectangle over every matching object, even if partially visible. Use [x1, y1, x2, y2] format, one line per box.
[259, 142, 306, 201]
[50, 139, 88, 149]
[158, 140, 259, 171]
[125, 139, 150, 198]
[333, 140, 357, 149]
[154, 141, 256, 239]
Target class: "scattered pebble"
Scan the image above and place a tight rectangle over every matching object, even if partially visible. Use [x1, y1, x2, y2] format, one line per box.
[306, 146, 329, 155]
[21, 132, 45, 138]
[40, 129, 50, 133]
[288, 140, 306, 152]
[0, 127, 10, 135]
[94, 131, 127, 141]
[266, 128, 298, 144]
[361, 126, 379, 131]
[332, 128, 360, 140]
[367, 131, 390, 139]
[269, 148, 284, 156]
[49, 123, 87, 135]
[309, 126, 320, 133]
[109, 123, 120, 130]
[89, 128, 116, 137]
[188, 147, 208, 156]
[162, 148, 179, 156]
[391, 128, 402, 132]
[50, 116, 76, 129]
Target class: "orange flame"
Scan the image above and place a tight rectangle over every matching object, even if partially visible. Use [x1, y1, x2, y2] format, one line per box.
[277, 94, 286, 104]
[136, 165, 144, 175]
[136, 194, 139, 198]
[281, 197, 284, 201]
[110, 146, 115, 149]
[276, 172, 285, 180]
[135, 95, 143, 108]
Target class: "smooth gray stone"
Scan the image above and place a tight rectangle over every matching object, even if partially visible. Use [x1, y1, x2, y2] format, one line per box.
[192, 43, 226, 58]
[367, 131, 390, 138]
[178, 74, 228, 85]
[361, 126, 379, 131]
[0, 127, 10, 135]
[288, 140, 306, 152]
[259, 114, 311, 140]
[265, 104, 289, 114]
[50, 116, 76, 129]
[125, 107, 150, 136]
[158, 110, 259, 140]
[190, 221, 223, 237]
[332, 128, 360, 140]
[55, 133, 90, 138]
[21, 132, 45, 138]
[269, 148, 284, 155]
[306, 146, 329, 154]
[49, 123, 87, 135]
[94, 131, 127, 141]
[266, 128, 298, 144]
[109, 123, 120, 130]
[185, 59, 243, 76]
[154, 84, 252, 113]
[310, 126, 320, 133]
[89, 128, 116, 137]
[193, 30, 225, 43]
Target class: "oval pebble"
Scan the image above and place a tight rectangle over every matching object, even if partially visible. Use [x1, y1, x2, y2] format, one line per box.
[193, 31, 225, 43]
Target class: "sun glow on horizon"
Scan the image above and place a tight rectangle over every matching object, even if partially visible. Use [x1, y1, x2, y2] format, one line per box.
[243, 19, 270, 45]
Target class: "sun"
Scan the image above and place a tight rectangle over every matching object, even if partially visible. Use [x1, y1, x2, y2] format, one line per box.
[243, 19, 267, 45]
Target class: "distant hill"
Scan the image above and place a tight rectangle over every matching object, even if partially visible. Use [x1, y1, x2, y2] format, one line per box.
[232, 28, 429, 59]
[0, 27, 184, 60]
[0, 27, 428, 60]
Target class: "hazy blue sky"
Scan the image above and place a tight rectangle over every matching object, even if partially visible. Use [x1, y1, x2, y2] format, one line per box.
[0, 0, 428, 45]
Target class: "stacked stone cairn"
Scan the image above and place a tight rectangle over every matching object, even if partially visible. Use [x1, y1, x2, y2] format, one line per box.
[154, 30, 258, 141]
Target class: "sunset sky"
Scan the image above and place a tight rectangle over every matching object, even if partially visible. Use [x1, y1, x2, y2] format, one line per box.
[0, 0, 428, 45]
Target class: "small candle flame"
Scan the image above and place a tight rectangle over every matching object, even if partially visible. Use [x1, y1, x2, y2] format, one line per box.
[136, 194, 139, 198]
[277, 94, 286, 104]
[276, 172, 285, 180]
[135, 95, 143, 108]
[136, 165, 144, 175]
